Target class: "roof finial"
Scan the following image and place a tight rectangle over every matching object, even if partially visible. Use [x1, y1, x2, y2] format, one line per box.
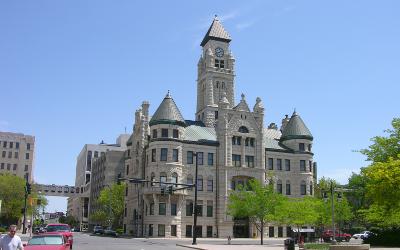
[166, 90, 171, 98]
[214, 14, 218, 20]
[292, 108, 298, 116]
[241, 93, 245, 100]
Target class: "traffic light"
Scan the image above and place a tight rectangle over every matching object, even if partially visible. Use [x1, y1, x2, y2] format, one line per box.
[168, 185, 174, 195]
[26, 183, 32, 194]
[161, 186, 166, 196]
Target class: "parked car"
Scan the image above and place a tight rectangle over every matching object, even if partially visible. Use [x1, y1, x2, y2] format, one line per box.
[353, 231, 372, 239]
[103, 227, 118, 237]
[45, 224, 73, 249]
[24, 233, 71, 250]
[93, 226, 104, 234]
[361, 231, 376, 240]
[322, 230, 351, 242]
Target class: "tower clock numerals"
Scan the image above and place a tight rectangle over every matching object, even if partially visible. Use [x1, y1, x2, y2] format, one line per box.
[215, 47, 224, 57]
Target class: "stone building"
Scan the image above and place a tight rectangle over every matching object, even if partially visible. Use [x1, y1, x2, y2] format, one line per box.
[89, 150, 125, 229]
[71, 134, 129, 231]
[123, 17, 315, 238]
[0, 131, 35, 182]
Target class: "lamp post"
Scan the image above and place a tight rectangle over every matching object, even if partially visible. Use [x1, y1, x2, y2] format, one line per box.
[192, 152, 199, 245]
[323, 181, 342, 245]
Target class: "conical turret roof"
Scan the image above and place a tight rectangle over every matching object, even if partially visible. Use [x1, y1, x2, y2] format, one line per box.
[149, 91, 186, 126]
[280, 111, 313, 141]
[200, 16, 231, 47]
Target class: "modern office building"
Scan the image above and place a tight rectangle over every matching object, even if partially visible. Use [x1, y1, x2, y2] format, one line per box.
[0, 132, 35, 182]
[72, 134, 129, 231]
[122, 17, 316, 238]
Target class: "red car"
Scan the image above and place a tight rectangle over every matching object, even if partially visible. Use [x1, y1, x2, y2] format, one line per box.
[45, 224, 73, 249]
[322, 230, 351, 242]
[24, 233, 71, 250]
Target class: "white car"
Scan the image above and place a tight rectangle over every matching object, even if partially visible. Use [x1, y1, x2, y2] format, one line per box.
[352, 231, 371, 239]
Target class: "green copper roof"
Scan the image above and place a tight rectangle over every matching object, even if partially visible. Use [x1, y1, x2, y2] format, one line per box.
[280, 111, 313, 141]
[183, 125, 217, 143]
[149, 92, 185, 126]
[200, 16, 232, 47]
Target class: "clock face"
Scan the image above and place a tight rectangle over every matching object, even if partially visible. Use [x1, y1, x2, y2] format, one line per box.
[215, 47, 224, 57]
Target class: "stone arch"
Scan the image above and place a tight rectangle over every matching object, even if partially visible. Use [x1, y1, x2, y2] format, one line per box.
[238, 126, 249, 133]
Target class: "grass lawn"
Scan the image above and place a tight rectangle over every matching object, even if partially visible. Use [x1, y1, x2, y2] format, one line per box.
[304, 243, 330, 250]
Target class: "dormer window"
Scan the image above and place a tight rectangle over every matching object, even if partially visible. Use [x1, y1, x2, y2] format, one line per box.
[299, 143, 305, 151]
[161, 129, 168, 138]
[215, 59, 224, 69]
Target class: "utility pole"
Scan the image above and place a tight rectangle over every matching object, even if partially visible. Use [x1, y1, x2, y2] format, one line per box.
[192, 152, 199, 245]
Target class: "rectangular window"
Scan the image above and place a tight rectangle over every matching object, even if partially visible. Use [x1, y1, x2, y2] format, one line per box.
[308, 144, 312, 151]
[207, 179, 213, 192]
[286, 184, 291, 195]
[1, 151, 5, 158]
[309, 161, 313, 172]
[126, 165, 129, 175]
[8, 151, 12, 158]
[25, 165, 28, 171]
[152, 129, 157, 138]
[299, 143, 305, 151]
[245, 138, 249, 146]
[214, 59, 225, 68]
[158, 224, 165, 237]
[148, 224, 153, 236]
[310, 184, 313, 195]
[3, 141, 6, 148]
[13, 164, 17, 171]
[150, 203, 154, 215]
[27, 143, 31, 150]
[197, 152, 204, 165]
[232, 154, 241, 167]
[161, 128, 168, 138]
[9, 142, 13, 148]
[187, 151, 193, 164]
[125, 186, 128, 196]
[197, 177, 203, 191]
[250, 138, 255, 147]
[300, 160, 306, 171]
[171, 225, 177, 236]
[277, 159, 282, 170]
[171, 203, 177, 216]
[301, 184, 306, 195]
[285, 159, 291, 171]
[207, 201, 213, 217]
[1, 163, 4, 169]
[173, 129, 179, 139]
[246, 155, 254, 168]
[160, 148, 168, 161]
[26, 153, 30, 160]
[173, 149, 179, 162]
[186, 225, 192, 237]
[152, 149, 156, 162]
[14, 152, 18, 159]
[159, 203, 166, 215]
[268, 158, 273, 170]
[186, 200, 193, 216]
[124, 206, 127, 217]
[196, 202, 203, 217]
[94, 151, 98, 158]
[16, 142, 19, 149]
[7, 164, 10, 170]
[215, 111, 218, 119]
[208, 153, 214, 166]
[207, 226, 213, 237]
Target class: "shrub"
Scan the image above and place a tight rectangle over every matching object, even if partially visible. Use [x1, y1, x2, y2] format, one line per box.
[116, 228, 124, 234]
[363, 228, 400, 246]
[0, 227, 6, 233]
[349, 226, 365, 235]
[304, 243, 330, 250]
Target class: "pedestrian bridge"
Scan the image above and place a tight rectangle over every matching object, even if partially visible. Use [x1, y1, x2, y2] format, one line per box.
[34, 183, 83, 198]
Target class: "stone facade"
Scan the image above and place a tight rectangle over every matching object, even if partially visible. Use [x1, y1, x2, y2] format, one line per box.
[122, 17, 316, 239]
[0, 132, 35, 182]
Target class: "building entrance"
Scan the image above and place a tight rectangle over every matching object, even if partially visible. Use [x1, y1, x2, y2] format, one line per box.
[233, 217, 249, 238]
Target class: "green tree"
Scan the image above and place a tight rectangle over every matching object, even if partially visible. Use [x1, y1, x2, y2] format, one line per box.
[228, 179, 285, 245]
[59, 215, 78, 228]
[94, 183, 126, 228]
[359, 118, 400, 163]
[0, 174, 27, 225]
[277, 196, 321, 242]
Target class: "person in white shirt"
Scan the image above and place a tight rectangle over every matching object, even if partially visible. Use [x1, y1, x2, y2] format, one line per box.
[0, 225, 24, 250]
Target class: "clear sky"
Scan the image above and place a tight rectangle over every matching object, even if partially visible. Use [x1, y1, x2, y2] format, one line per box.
[1, 0, 399, 213]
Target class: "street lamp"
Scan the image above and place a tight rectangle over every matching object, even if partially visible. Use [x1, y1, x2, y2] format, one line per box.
[192, 152, 199, 245]
[323, 181, 342, 245]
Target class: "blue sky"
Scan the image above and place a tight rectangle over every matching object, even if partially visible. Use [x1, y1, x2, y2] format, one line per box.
[1, 0, 399, 212]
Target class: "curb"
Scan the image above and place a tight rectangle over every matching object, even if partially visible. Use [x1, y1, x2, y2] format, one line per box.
[176, 243, 208, 250]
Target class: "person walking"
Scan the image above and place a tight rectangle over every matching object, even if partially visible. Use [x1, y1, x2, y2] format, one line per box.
[0, 225, 24, 250]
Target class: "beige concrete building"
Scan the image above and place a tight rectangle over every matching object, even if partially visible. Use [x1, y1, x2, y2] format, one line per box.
[0, 131, 35, 182]
[71, 134, 129, 231]
[123, 17, 316, 238]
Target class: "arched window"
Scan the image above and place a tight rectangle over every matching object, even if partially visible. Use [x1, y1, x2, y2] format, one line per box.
[171, 173, 178, 186]
[160, 172, 167, 186]
[238, 126, 249, 133]
[300, 180, 307, 195]
[277, 180, 283, 194]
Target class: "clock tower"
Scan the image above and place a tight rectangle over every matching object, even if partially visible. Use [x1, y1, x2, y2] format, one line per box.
[196, 16, 235, 127]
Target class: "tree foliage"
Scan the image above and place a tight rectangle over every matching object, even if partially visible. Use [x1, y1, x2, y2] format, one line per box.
[93, 183, 126, 228]
[0, 174, 27, 224]
[228, 179, 285, 245]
